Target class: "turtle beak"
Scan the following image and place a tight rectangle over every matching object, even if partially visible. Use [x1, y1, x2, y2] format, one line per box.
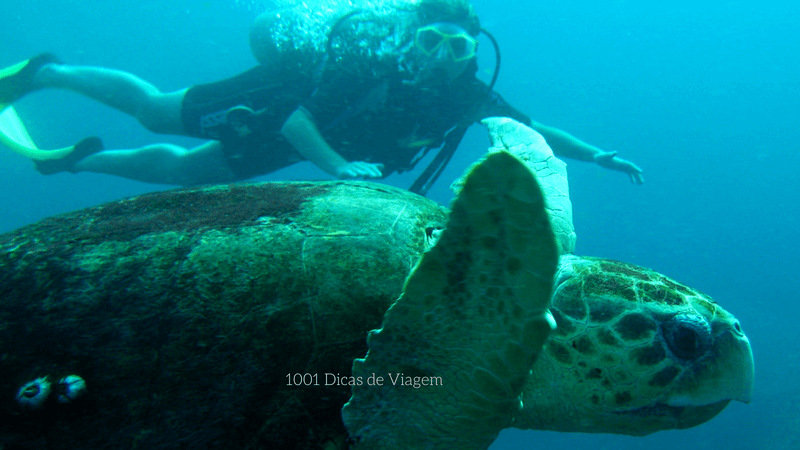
[733, 334, 755, 403]
[714, 324, 755, 404]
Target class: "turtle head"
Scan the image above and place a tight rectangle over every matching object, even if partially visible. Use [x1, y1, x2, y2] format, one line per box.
[515, 255, 754, 436]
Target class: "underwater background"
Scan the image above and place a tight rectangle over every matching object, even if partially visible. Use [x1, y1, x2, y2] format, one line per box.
[0, 0, 797, 449]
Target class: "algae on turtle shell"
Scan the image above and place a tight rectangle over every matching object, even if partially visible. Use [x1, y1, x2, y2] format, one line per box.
[0, 122, 752, 450]
[0, 181, 446, 449]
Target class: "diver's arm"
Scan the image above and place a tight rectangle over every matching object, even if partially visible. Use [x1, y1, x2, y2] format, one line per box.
[479, 86, 644, 183]
[528, 121, 602, 161]
[281, 108, 383, 179]
[529, 121, 644, 184]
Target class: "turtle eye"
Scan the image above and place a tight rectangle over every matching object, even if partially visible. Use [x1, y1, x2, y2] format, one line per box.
[662, 314, 712, 360]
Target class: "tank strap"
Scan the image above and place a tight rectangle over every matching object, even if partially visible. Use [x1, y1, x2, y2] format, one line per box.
[409, 124, 469, 196]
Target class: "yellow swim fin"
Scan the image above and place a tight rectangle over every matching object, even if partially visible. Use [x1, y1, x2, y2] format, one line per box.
[0, 54, 81, 161]
[0, 59, 30, 83]
[0, 54, 59, 103]
[0, 104, 75, 160]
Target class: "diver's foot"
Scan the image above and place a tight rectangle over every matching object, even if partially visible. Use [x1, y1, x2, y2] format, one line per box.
[35, 136, 104, 175]
[0, 53, 61, 105]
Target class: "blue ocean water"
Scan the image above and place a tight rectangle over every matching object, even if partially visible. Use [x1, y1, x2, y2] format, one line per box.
[1, 1, 797, 449]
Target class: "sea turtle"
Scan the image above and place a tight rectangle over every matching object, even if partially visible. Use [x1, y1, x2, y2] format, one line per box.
[341, 118, 754, 449]
[0, 120, 752, 449]
[463, 120, 754, 437]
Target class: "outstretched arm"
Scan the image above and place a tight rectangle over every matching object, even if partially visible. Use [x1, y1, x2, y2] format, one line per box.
[475, 86, 644, 184]
[528, 121, 644, 184]
[281, 108, 384, 179]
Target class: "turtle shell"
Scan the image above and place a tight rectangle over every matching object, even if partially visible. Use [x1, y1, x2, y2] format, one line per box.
[0, 181, 446, 449]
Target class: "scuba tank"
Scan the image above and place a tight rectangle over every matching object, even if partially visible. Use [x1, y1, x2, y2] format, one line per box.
[248, 1, 405, 82]
[248, 0, 499, 91]
[247, 0, 503, 196]
[248, 5, 334, 75]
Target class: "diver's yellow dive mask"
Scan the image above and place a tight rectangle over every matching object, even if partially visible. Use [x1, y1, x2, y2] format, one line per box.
[414, 22, 478, 63]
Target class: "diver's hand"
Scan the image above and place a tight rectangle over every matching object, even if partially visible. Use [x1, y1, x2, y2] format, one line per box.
[335, 161, 384, 179]
[593, 151, 644, 184]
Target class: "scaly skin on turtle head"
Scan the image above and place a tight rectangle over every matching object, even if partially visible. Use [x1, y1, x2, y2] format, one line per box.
[465, 117, 753, 436]
[514, 255, 754, 436]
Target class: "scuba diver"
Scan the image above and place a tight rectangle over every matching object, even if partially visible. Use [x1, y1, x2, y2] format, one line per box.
[0, 0, 643, 193]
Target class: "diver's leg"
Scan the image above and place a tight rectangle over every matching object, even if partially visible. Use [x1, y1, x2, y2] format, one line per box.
[72, 141, 237, 186]
[33, 63, 187, 135]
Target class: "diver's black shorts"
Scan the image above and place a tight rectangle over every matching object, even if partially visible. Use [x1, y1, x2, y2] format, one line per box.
[180, 65, 313, 179]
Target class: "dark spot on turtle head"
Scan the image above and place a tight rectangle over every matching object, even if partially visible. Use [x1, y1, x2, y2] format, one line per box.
[601, 354, 617, 365]
[597, 328, 621, 346]
[481, 236, 497, 249]
[631, 342, 666, 366]
[591, 394, 600, 405]
[506, 257, 522, 275]
[648, 366, 680, 387]
[588, 301, 626, 324]
[488, 208, 502, 225]
[614, 313, 657, 341]
[552, 284, 586, 320]
[572, 336, 595, 355]
[587, 367, 603, 379]
[546, 341, 573, 365]
[615, 391, 633, 406]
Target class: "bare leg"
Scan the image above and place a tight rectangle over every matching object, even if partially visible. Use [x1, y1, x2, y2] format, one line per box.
[24, 61, 239, 184]
[34, 63, 187, 134]
[74, 141, 237, 186]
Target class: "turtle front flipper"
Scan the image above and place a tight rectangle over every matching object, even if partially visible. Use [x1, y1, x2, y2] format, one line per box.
[452, 117, 576, 255]
[342, 151, 559, 449]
